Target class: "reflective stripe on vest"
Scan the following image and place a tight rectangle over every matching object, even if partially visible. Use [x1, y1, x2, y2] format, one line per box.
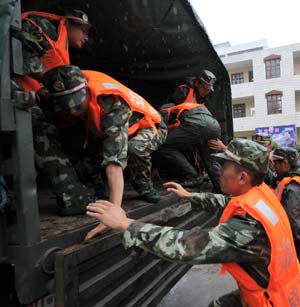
[160, 85, 206, 132]
[255, 200, 278, 226]
[82, 70, 161, 139]
[274, 176, 300, 201]
[22, 12, 70, 73]
[219, 182, 300, 307]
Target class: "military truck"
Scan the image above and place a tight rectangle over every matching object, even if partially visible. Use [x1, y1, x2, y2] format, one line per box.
[0, 1, 232, 306]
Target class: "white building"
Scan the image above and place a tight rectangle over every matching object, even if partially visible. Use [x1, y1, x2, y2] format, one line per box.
[215, 40, 300, 146]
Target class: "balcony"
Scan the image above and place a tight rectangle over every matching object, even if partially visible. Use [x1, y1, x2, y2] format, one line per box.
[231, 82, 255, 98]
[233, 116, 257, 132]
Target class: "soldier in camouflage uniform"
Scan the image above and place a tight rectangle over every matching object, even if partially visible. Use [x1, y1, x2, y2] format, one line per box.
[13, 9, 90, 80]
[209, 133, 276, 188]
[254, 133, 276, 187]
[36, 65, 167, 216]
[86, 138, 300, 306]
[271, 147, 300, 257]
[157, 71, 221, 191]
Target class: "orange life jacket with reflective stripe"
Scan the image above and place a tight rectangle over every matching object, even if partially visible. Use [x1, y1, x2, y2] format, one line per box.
[82, 70, 162, 138]
[160, 85, 207, 132]
[274, 176, 300, 201]
[219, 182, 300, 307]
[21, 11, 70, 73]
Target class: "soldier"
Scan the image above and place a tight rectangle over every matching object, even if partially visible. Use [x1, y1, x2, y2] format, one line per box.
[36, 65, 167, 217]
[254, 133, 273, 151]
[157, 70, 221, 190]
[14, 8, 90, 92]
[271, 147, 300, 257]
[209, 133, 276, 187]
[86, 138, 300, 306]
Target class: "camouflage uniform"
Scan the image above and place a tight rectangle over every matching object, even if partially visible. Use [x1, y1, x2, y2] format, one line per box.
[13, 13, 57, 76]
[123, 139, 277, 306]
[271, 147, 300, 257]
[35, 66, 166, 214]
[255, 133, 276, 188]
[158, 79, 221, 191]
[13, 10, 90, 76]
[98, 95, 167, 197]
[32, 106, 97, 215]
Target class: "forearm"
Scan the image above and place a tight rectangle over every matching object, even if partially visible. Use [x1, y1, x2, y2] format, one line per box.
[191, 192, 230, 212]
[123, 217, 269, 265]
[106, 163, 124, 207]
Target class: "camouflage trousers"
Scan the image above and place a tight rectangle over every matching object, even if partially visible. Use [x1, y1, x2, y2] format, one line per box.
[157, 120, 221, 192]
[207, 290, 242, 307]
[128, 121, 168, 195]
[32, 107, 167, 207]
[32, 106, 101, 209]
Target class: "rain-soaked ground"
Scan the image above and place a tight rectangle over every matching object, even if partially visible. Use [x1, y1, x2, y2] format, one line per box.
[159, 264, 237, 307]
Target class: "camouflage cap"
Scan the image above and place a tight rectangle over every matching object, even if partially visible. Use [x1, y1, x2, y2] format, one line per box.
[64, 9, 91, 28]
[197, 70, 216, 92]
[255, 133, 272, 147]
[42, 65, 87, 112]
[271, 147, 300, 168]
[212, 138, 269, 174]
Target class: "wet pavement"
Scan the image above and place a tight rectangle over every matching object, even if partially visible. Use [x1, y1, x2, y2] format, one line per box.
[158, 264, 237, 307]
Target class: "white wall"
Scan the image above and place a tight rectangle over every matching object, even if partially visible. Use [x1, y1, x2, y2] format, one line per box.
[218, 41, 300, 143]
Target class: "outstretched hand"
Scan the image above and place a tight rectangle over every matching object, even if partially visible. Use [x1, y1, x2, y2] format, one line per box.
[163, 182, 192, 199]
[86, 200, 134, 236]
[85, 223, 110, 241]
[208, 138, 227, 152]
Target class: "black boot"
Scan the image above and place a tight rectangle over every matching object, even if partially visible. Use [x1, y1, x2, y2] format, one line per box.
[140, 188, 160, 203]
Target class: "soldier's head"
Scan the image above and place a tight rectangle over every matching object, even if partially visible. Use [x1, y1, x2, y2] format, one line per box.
[255, 133, 272, 150]
[64, 9, 91, 48]
[194, 70, 216, 99]
[270, 147, 300, 176]
[212, 138, 269, 196]
[42, 65, 89, 118]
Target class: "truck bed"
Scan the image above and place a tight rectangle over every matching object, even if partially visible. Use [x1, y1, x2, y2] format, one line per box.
[38, 182, 175, 240]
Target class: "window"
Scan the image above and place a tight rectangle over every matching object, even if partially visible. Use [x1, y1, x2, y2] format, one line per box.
[248, 70, 253, 82]
[266, 93, 282, 115]
[233, 104, 246, 118]
[231, 72, 244, 84]
[264, 55, 281, 79]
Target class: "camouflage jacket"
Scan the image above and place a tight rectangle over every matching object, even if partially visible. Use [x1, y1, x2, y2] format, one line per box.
[123, 192, 271, 288]
[279, 168, 300, 257]
[97, 95, 131, 170]
[13, 14, 57, 75]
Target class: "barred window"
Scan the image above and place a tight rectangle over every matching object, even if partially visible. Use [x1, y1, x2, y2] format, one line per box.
[265, 58, 281, 79]
[233, 104, 246, 118]
[267, 94, 282, 114]
[231, 72, 244, 84]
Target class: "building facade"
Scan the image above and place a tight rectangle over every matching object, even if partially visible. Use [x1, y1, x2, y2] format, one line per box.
[215, 40, 300, 147]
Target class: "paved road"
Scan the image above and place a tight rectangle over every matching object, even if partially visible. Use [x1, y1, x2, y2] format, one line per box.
[159, 264, 237, 307]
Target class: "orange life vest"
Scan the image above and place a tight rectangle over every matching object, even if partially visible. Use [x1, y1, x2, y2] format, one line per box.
[15, 75, 43, 93]
[274, 175, 300, 201]
[220, 182, 300, 307]
[82, 70, 162, 138]
[160, 85, 207, 132]
[18, 12, 70, 93]
[21, 11, 70, 73]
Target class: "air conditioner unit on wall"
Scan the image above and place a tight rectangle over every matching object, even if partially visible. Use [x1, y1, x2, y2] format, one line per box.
[250, 108, 255, 116]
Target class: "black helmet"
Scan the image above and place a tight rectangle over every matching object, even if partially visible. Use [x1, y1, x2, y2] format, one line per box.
[197, 70, 216, 92]
[64, 9, 91, 28]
